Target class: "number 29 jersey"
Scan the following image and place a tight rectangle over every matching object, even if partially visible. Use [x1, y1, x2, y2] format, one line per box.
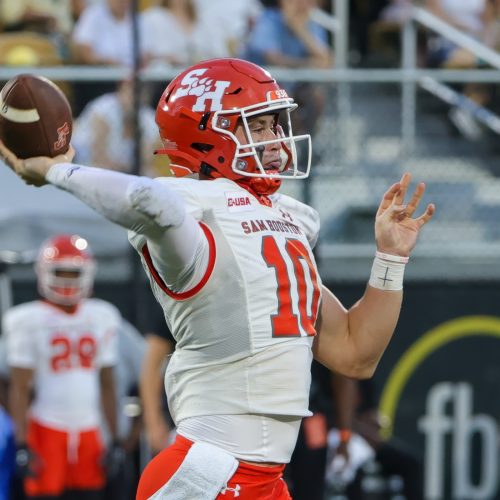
[130, 177, 323, 424]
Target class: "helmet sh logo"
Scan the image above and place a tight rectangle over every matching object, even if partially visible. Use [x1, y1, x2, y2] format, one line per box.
[174, 69, 230, 112]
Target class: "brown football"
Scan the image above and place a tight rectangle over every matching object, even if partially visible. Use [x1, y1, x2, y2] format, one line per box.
[0, 74, 72, 159]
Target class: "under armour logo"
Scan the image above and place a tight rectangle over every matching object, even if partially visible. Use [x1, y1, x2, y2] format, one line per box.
[220, 484, 241, 497]
[173, 68, 230, 112]
[65, 166, 80, 178]
[279, 209, 293, 222]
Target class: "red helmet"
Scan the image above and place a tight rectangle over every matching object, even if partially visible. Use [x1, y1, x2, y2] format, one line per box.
[35, 234, 96, 306]
[155, 58, 311, 195]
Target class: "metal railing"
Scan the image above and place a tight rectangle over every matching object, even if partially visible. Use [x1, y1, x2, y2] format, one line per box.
[401, 6, 500, 154]
[420, 76, 500, 134]
[411, 7, 500, 68]
[311, 0, 349, 69]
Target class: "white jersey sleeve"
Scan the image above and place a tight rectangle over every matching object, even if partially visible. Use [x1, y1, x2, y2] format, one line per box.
[46, 164, 207, 291]
[155, 177, 205, 219]
[128, 176, 210, 293]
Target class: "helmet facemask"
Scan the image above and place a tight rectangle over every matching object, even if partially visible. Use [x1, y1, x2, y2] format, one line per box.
[35, 235, 96, 307]
[212, 97, 312, 182]
[37, 261, 95, 306]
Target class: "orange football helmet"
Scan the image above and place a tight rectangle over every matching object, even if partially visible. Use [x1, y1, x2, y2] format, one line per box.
[155, 58, 311, 195]
[35, 234, 96, 306]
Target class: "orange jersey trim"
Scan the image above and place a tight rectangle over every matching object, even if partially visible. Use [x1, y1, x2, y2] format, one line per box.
[141, 222, 216, 300]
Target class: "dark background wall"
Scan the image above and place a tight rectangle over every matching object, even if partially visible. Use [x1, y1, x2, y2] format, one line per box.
[330, 281, 500, 500]
[8, 276, 500, 499]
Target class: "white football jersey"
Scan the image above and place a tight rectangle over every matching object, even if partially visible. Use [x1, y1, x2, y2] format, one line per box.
[4, 299, 120, 430]
[130, 177, 322, 424]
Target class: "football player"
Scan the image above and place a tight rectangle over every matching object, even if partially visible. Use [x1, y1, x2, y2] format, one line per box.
[0, 58, 434, 500]
[3, 234, 122, 500]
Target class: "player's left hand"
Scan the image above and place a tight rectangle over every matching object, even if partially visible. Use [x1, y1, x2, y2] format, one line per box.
[15, 444, 41, 479]
[0, 140, 75, 187]
[103, 440, 126, 480]
[375, 172, 435, 257]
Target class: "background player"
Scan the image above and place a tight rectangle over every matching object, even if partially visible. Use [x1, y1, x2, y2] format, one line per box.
[3, 234, 122, 500]
[139, 310, 176, 456]
[0, 57, 434, 500]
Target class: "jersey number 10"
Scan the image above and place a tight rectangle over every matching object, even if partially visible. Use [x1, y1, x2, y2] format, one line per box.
[262, 236, 321, 337]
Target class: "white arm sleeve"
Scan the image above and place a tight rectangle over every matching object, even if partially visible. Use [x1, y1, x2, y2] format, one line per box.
[46, 163, 206, 285]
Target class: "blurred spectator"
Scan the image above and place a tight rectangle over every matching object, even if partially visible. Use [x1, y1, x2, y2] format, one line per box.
[103, 319, 146, 500]
[3, 234, 122, 500]
[327, 378, 424, 500]
[140, 0, 230, 68]
[240, 0, 333, 134]
[195, 0, 263, 56]
[71, 0, 136, 66]
[0, 0, 79, 62]
[72, 0, 91, 23]
[425, 0, 499, 140]
[426, 0, 494, 68]
[72, 79, 162, 177]
[0, 0, 73, 35]
[0, 30, 73, 109]
[71, 0, 139, 115]
[349, 0, 409, 67]
[241, 0, 332, 69]
[0, 32, 63, 67]
[484, 0, 500, 49]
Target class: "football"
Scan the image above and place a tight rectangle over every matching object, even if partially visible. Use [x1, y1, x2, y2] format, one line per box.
[0, 74, 72, 159]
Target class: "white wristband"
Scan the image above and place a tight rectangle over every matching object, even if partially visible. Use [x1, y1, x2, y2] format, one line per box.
[375, 251, 409, 264]
[369, 254, 407, 291]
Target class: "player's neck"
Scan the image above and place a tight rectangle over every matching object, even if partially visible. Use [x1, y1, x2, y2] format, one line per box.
[42, 299, 79, 315]
[198, 171, 273, 206]
[237, 181, 273, 207]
